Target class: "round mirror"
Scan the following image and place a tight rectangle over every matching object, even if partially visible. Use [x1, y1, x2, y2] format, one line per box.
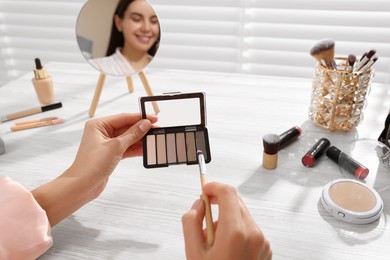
[76, 0, 161, 77]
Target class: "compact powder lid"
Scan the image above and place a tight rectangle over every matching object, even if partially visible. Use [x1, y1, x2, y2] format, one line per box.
[321, 179, 383, 224]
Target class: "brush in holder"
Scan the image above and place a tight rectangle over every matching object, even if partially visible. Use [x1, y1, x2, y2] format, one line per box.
[309, 58, 374, 131]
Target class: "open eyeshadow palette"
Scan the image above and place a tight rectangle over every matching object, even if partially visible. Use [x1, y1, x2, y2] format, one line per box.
[140, 92, 211, 168]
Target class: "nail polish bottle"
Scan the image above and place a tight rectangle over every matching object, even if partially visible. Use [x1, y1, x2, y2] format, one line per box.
[32, 58, 54, 105]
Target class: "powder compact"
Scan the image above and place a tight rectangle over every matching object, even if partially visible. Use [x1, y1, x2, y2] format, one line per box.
[140, 92, 211, 168]
[320, 179, 383, 224]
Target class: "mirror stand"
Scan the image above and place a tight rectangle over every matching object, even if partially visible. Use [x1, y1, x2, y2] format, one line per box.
[88, 71, 160, 117]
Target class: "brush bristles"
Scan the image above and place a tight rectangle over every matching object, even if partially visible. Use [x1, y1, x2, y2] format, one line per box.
[348, 54, 356, 66]
[311, 38, 335, 52]
[310, 38, 336, 69]
[263, 134, 280, 155]
[310, 46, 320, 56]
[321, 38, 335, 49]
[367, 49, 376, 59]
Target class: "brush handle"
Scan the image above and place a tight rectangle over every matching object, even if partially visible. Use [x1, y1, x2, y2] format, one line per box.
[201, 175, 215, 246]
[263, 152, 278, 169]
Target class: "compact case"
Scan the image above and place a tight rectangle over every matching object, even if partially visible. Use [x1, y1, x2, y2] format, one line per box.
[320, 179, 383, 224]
[140, 92, 211, 168]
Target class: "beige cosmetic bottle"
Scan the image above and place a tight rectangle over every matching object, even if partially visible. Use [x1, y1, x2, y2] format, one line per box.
[32, 58, 54, 105]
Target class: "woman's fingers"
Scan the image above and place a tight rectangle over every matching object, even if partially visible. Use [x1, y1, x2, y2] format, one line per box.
[182, 199, 207, 259]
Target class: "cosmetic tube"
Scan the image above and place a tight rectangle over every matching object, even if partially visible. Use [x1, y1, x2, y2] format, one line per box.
[279, 126, 302, 150]
[326, 146, 369, 180]
[302, 138, 330, 167]
[32, 58, 54, 105]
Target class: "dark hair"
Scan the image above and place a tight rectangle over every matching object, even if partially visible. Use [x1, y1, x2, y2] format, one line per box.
[106, 0, 160, 57]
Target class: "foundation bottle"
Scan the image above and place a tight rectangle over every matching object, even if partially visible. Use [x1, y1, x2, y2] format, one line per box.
[32, 58, 54, 105]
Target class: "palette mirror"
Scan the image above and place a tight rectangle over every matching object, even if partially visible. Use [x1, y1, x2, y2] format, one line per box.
[75, 0, 161, 117]
[143, 97, 203, 127]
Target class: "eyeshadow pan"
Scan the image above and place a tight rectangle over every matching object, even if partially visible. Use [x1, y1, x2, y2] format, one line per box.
[147, 135, 156, 165]
[176, 133, 187, 163]
[157, 134, 167, 164]
[167, 133, 177, 163]
[186, 132, 197, 162]
[195, 131, 207, 160]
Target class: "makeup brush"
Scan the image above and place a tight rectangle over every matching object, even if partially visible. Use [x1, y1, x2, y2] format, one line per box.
[310, 46, 326, 67]
[319, 38, 336, 70]
[262, 134, 281, 169]
[356, 56, 378, 73]
[359, 52, 368, 62]
[197, 150, 214, 246]
[347, 54, 356, 72]
[355, 49, 376, 71]
[310, 38, 337, 70]
[310, 39, 335, 85]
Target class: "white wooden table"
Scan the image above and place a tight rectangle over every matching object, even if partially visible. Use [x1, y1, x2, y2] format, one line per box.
[0, 62, 389, 259]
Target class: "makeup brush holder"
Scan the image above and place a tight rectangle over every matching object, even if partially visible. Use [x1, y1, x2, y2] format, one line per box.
[309, 58, 374, 131]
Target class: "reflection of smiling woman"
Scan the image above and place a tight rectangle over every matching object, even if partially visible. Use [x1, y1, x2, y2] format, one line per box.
[90, 0, 160, 76]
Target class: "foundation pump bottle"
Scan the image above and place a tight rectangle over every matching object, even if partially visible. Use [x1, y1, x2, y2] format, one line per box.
[32, 58, 54, 105]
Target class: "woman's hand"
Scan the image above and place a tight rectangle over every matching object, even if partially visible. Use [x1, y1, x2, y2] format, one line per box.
[182, 182, 272, 260]
[70, 113, 157, 185]
[32, 113, 157, 226]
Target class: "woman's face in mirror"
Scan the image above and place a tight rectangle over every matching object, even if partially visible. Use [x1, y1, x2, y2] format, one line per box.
[116, 0, 160, 55]
[76, 0, 161, 77]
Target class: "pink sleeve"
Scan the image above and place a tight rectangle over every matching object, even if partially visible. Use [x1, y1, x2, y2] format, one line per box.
[0, 176, 53, 260]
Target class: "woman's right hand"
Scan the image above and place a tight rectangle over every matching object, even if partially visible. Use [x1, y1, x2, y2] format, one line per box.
[182, 182, 272, 260]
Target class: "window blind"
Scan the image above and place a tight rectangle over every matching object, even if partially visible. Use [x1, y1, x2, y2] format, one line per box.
[149, 0, 390, 83]
[1, 0, 389, 87]
[0, 0, 86, 86]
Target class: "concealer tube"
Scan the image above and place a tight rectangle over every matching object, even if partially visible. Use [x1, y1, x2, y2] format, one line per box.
[32, 58, 54, 105]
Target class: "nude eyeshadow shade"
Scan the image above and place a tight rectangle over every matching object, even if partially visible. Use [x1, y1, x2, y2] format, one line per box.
[140, 92, 211, 168]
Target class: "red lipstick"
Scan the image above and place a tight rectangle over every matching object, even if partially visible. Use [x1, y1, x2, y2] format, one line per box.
[326, 146, 369, 180]
[302, 138, 330, 167]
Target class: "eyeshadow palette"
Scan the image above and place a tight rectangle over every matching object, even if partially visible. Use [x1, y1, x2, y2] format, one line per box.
[140, 92, 211, 168]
